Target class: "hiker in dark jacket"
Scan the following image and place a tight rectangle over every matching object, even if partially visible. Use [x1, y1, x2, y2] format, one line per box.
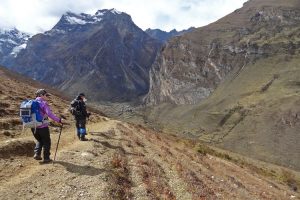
[70, 93, 90, 141]
[32, 89, 63, 163]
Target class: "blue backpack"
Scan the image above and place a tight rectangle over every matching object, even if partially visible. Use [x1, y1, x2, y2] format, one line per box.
[20, 100, 46, 129]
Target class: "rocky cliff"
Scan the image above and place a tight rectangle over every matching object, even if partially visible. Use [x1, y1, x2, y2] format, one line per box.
[146, 0, 300, 105]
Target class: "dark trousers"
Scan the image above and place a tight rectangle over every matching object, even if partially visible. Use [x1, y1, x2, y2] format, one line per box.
[76, 119, 86, 138]
[31, 127, 51, 159]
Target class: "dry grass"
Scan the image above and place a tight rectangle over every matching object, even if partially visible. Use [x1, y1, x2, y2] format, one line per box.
[109, 152, 133, 200]
[138, 158, 176, 200]
[132, 137, 145, 147]
[280, 170, 299, 192]
[111, 153, 124, 169]
[0, 102, 10, 108]
[197, 142, 300, 192]
[174, 161, 216, 199]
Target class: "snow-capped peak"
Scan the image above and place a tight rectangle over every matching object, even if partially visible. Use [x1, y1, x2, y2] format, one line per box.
[62, 12, 90, 25]
[65, 15, 87, 25]
[95, 8, 123, 16]
[62, 9, 124, 26]
[95, 10, 105, 16]
[0, 27, 30, 60]
[48, 9, 129, 35]
[0, 27, 18, 35]
[111, 8, 122, 15]
[0, 27, 30, 42]
[61, 11, 103, 26]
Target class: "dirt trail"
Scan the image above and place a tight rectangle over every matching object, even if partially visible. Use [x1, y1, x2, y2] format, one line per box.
[0, 119, 298, 200]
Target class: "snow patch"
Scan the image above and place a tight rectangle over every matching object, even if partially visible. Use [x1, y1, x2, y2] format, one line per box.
[111, 8, 122, 15]
[92, 16, 102, 23]
[95, 11, 104, 16]
[96, 8, 122, 16]
[10, 43, 27, 57]
[65, 16, 87, 25]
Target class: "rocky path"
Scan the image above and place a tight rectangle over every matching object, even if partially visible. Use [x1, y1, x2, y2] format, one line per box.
[0, 119, 298, 200]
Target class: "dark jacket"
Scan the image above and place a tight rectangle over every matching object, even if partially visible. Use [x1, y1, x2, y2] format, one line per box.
[70, 96, 88, 120]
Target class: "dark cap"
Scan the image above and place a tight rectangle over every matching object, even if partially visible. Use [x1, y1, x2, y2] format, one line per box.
[35, 89, 51, 97]
[78, 93, 85, 97]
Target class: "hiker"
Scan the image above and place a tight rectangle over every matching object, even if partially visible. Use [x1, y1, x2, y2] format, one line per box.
[70, 93, 90, 141]
[32, 89, 63, 163]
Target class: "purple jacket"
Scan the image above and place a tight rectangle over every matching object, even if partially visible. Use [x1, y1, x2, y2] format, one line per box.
[36, 97, 61, 128]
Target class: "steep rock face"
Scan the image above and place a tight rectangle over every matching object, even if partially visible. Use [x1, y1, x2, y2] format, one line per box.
[0, 28, 29, 65]
[146, 0, 300, 105]
[145, 27, 196, 43]
[10, 9, 161, 102]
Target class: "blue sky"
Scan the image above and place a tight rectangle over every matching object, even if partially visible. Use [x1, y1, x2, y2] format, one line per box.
[0, 0, 248, 34]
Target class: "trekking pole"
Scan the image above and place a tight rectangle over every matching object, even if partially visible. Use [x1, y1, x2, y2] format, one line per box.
[53, 124, 63, 164]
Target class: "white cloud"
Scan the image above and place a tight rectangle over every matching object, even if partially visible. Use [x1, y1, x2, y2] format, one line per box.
[0, 0, 247, 34]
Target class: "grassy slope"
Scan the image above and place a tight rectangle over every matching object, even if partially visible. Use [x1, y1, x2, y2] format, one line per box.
[145, 53, 300, 171]
[140, 0, 300, 171]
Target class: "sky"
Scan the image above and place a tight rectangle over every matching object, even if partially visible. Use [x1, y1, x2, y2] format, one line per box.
[0, 0, 248, 35]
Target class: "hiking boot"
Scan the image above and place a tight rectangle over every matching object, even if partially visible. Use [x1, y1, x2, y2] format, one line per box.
[43, 158, 53, 163]
[80, 136, 88, 141]
[33, 154, 42, 160]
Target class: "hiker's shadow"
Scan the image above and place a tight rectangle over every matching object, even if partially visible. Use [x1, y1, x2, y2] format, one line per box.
[90, 139, 144, 157]
[90, 139, 126, 154]
[55, 161, 108, 176]
[90, 131, 130, 142]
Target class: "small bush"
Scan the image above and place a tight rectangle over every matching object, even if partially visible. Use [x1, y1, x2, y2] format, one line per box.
[281, 170, 299, 192]
[197, 143, 216, 156]
[111, 153, 123, 168]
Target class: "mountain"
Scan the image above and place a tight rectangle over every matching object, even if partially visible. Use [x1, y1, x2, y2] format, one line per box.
[141, 0, 300, 171]
[0, 28, 29, 65]
[8, 9, 161, 102]
[145, 27, 196, 43]
[0, 66, 298, 198]
[146, 0, 300, 105]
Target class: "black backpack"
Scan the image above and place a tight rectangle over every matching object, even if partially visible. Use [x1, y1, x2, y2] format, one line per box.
[69, 100, 81, 116]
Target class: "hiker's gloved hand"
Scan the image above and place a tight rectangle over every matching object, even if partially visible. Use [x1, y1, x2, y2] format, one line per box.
[59, 118, 65, 125]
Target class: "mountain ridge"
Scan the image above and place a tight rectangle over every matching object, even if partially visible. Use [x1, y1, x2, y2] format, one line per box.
[145, 27, 196, 43]
[5, 9, 162, 102]
[145, 0, 300, 105]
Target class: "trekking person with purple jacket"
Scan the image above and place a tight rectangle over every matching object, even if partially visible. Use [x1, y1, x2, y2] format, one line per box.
[32, 89, 63, 163]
